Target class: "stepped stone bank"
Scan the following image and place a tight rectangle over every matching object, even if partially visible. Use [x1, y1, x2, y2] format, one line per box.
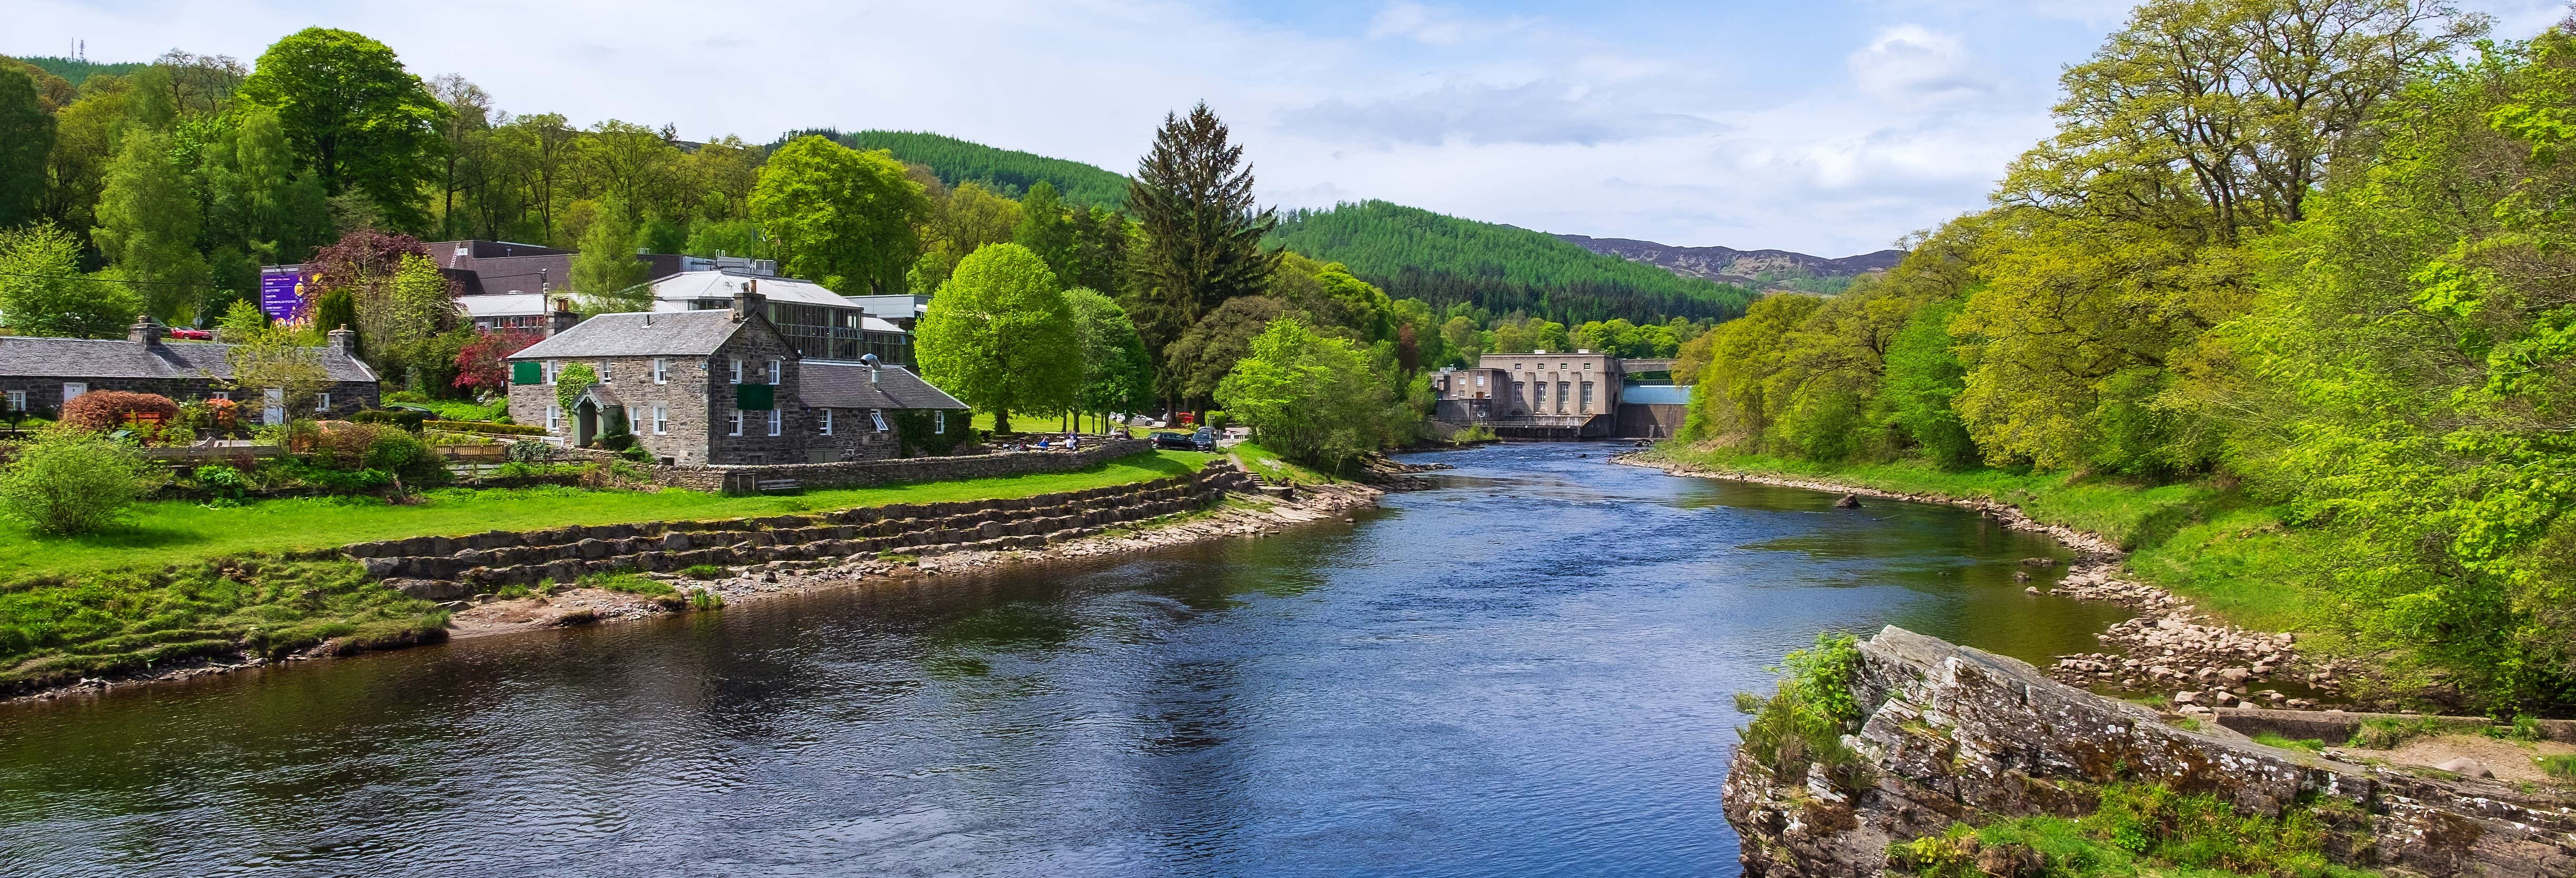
[1724, 628, 2576, 878]
[349, 458, 1252, 600]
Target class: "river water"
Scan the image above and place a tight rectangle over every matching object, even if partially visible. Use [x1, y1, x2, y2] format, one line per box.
[0, 444, 2128, 877]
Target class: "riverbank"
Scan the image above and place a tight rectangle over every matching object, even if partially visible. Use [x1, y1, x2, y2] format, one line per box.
[1616, 445, 2364, 714]
[3, 458, 1374, 705]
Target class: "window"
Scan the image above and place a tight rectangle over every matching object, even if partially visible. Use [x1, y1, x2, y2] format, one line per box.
[264, 388, 284, 426]
[1476, 375, 1486, 387]
[210, 391, 228, 401]
[62, 382, 85, 402]
[870, 409, 889, 432]
[767, 409, 781, 436]
[627, 406, 641, 433]
[820, 408, 833, 436]
[1579, 381, 1594, 412]
[4, 390, 21, 412]
[652, 405, 668, 435]
[651, 358, 668, 384]
[934, 410, 946, 434]
[729, 358, 742, 384]
[1512, 381, 1524, 403]
[597, 361, 612, 382]
[544, 361, 558, 384]
[316, 392, 330, 413]
[768, 359, 782, 385]
[728, 411, 743, 436]
[547, 405, 561, 432]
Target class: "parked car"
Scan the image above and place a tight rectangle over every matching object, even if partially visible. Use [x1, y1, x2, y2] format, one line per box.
[1192, 426, 1215, 451]
[1151, 430, 1195, 450]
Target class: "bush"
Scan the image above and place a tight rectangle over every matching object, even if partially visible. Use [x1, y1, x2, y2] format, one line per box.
[577, 570, 675, 597]
[1735, 631, 1870, 791]
[59, 391, 180, 433]
[349, 409, 427, 432]
[428, 419, 545, 436]
[301, 423, 448, 492]
[680, 564, 726, 580]
[190, 464, 249, 500]
[0, 428, 166, 534]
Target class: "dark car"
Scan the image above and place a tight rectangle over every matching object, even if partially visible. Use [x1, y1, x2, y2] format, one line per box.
[1151, 430, 1196, 450]
[1191, 426, 1215, 451]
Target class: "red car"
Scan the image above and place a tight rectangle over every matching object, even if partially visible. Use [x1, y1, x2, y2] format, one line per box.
[166, 328, 214, 340]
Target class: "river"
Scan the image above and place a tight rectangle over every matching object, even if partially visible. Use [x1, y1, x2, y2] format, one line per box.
[0, 443, 2128, 877]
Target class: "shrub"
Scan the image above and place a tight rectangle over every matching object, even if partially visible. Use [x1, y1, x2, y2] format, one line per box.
[577, 570, 675, 597]
[59, 391, 180, 433]
[1735, 631, 1870, 790]
[426, 419, 545, 436]
[190, 464, 249, 499]
[0, 428, 166, 534]
[349, 409, 427, 432]
[689, 588, 723, 610]
[680, 564, 726, 580]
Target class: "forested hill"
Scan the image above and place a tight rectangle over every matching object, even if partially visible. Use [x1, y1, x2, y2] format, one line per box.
[1267, 201, 1758, 324]
[823, 130, 1132, 209]
[1558, 234, 1904, 295]
[6, 56, 144, 85]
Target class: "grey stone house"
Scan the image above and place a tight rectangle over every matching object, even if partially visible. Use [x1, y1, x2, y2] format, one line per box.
[504, 289, 968, 466]
[0, 315, 378, 422]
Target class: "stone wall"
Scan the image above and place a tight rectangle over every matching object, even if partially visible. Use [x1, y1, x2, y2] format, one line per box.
[346, 459, 1252, 595]
[650, 437, 1153, 493]
[1725, 627, 2576, 877]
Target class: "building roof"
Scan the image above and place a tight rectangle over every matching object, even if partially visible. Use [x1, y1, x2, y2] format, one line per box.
[456, 293, 547, 318]
[652, 271, 849, 310]
[798, 361, 967, 410]
[509, 309, 745, 359]
[0, 336, 377, 383]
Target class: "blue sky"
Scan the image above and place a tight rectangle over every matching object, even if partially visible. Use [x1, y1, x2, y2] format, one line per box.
[10, 1, 2569, 256]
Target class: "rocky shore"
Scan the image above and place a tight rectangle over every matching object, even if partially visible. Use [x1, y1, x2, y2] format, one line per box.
[1613, 450, 2349, 714]
[8, 475, 1381, 707]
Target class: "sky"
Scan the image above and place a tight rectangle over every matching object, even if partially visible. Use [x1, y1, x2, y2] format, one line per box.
[9, 1, 2571, 257]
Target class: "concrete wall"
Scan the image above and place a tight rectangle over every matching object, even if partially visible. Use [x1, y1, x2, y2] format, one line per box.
[1614, 403, 1686, 439]
[650, 438, 1152, 493]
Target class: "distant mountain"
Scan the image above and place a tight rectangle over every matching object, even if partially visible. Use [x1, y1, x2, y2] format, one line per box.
[1270, 201, 1757, 324]
[1558, 234, 1905, 295]
[820, 130, 1132, 210]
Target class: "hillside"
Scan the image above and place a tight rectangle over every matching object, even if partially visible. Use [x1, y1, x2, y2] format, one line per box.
[828, 130, 1132, 209]
[1558, 234, 1904, 295]
[1268, 201, 1758, 324]
[6, 55, 145, 85]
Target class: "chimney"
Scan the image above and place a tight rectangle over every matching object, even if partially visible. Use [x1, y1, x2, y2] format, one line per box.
[731, 278, 764, 322]
[863, 352, 880, 384]
[327, 324, 356, 354]
[127, 314, 165, 345]
[547, 297, 579, 337]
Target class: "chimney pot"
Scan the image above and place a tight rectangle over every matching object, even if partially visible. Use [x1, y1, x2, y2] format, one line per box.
[127, 315, 166, 345]
[326, 323, 356, 354]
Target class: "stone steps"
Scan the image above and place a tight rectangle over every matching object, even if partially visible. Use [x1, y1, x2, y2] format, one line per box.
[353, 461, 1255, 594]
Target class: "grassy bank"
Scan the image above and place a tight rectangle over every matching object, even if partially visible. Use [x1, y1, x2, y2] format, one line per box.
[0, 449, 1215, 694]
[0, 450, 1213, 580]
[1229, 441, 1336, 485]
[1646, 445, 2333, 637]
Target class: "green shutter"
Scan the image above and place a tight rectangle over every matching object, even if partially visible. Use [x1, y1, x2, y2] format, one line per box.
[736, 382, 775, 411]
[511, 361, 541, 385]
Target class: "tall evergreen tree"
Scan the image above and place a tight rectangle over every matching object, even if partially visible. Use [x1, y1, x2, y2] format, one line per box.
[1125, 102, 1280, 405]
[0, 67, 54, 228]
[1012, 180, 1075, 278]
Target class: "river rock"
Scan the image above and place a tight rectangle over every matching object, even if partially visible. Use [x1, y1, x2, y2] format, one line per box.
[385, 578, 466, 601]
[2436, 757, 2494, 779]
[1834, 494, 1862, 509]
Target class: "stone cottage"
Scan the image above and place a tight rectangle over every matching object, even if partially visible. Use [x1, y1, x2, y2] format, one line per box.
[0, 315, 379, 422]
[504, 289, 969, 466]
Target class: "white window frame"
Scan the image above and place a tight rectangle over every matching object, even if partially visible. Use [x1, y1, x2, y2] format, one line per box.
[767, 409, 781, 437]
[652, 405, 668, 435]
[870, 409, 889, 432]
[597, 360, 612, 383]
[820, 408, 833, 436]
[316, 392, 330, 413]
[5, 390, 22, 412]
[768, 359, 782, 385]
[210, 391, 229, 401]
[729, 358, 742, 385]
[652, 358, 668, 384]
[545, 361, 558, 384]
[264, 388, 284, 426]
[728, 410, 743, 436]
[547, 405, 561, 432]
[934, 410, 945, 434]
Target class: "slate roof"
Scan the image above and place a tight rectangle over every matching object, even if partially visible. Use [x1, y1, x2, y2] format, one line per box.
[0, 336, 377, 382]
[509, 310, 744, 359]
[799, 361, 967, 410]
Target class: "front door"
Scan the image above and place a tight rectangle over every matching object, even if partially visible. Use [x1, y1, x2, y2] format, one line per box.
[62, 382, 85, 406]
[263, 388, 284, 425]
[575, 400, 599, 448]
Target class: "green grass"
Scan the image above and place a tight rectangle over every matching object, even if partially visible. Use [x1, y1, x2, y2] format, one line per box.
[1232, 441, 1335, 485]
[2253, 732, 2329, 754]
[0, 557, 448, 693]
[0, 450, 1214, 581]
[578, 570, 674, 597]
[2539, 754, 2576, 780]
[1647, 446, 2333, 637]
[1889, 782, 2382, 877]
[383, 392, 509, 423]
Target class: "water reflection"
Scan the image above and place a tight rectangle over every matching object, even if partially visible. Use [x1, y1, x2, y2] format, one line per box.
[0, 443, 2135, 877]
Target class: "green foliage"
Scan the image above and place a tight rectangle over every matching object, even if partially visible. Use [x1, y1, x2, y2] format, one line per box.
[1267, 200, 1755, 324]
[426, 419, 543, 437]
[889, 408, 970, 458]
[1882, 298, 1976, 468]
[1889, 783, 2378, 878]
[917, 243, 1080, 432]
[576, 570, 674, 597]
[237, 27, 447, 232]
[552, 362, 599, 413]
[1215, 317, 1405, 473]
[679, 564, 726, 581]
[1735, 631, 1870, 791]
[838, 129, 1130, 208]
[751, 135, 930, 295]
[571, 198, 651, 313]
[92, 128, 213, 321]
[0, 428, 165, 535]
[0, 223, 140, 338]
[2251, 733, 2328, 754]
[1125, 103, 1282, 402]
[349, 409, 426, 432]
[1066, 288, 1155, 419]
[0, 556, 447, 693]
[2539, 754, 2576, 780]
[0, 65, 53, 227]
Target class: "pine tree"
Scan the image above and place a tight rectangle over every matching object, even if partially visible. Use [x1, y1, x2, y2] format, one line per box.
[1125, 102, 1279, 406]
[1012, 180, 1075, 279]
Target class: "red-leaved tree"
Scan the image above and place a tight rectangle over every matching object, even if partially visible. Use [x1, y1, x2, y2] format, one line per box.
[453, 330, 541, 393]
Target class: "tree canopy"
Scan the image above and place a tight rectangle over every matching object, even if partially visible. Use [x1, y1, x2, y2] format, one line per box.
[237, 28, 447, 232]
[915, 244, 1080, 433]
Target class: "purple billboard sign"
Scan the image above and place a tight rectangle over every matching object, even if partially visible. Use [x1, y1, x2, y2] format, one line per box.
[259, 266, 307, 321]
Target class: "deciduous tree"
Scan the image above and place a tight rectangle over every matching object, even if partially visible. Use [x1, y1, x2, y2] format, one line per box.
[915, 244, 1078, 434]
[238, 27, 448, 232]
[751, 135, 928, 295]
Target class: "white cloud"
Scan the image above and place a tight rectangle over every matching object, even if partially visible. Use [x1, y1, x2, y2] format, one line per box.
[1364, 2, 1531, 45]
[1849, 25, 1995, 105]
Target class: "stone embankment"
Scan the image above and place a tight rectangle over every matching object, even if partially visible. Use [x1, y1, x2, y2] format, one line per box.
[1725, 627, 2576, 878]
[1615, 451, 2345, 710]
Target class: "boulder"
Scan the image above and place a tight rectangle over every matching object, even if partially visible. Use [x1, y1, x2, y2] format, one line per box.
[384, 578, 467, 601]
[2435, 758, 2494, 779]
[1834, 494, 1863, 509]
